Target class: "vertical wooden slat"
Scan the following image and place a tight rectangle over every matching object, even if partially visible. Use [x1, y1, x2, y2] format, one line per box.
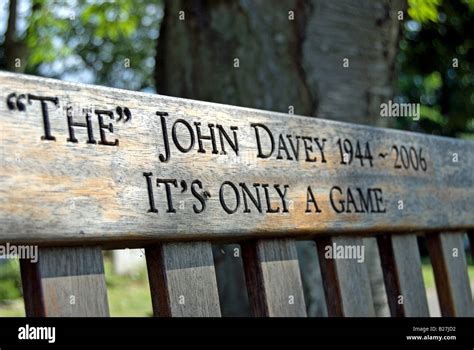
[316, 236, 375, 317]
[146, 242, 221, 317]
[242, 239, 307, 317]
[377, 234, 429, 316]
[20, 246, 109, 317]
[427, 232, 474, 317]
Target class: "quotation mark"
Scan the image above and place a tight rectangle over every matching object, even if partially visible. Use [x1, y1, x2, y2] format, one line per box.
[6, 93, 27, 111]
[116, 106, 132, 122]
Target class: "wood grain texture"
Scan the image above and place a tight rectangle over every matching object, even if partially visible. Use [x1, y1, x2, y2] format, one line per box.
[316, 236, 375, 316]
[0, 72, 473, 244]
[377, 234, 429, 316]
[20, 246, 109, 316]
[242, 239, 307, 317]
[427, 233, 474, 317]
[146, 242, 221, 317]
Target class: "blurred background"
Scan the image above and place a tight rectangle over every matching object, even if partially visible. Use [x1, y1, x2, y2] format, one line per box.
[0, 0, 473, 316]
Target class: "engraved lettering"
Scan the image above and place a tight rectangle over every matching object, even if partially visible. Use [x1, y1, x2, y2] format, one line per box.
[27, 94, 59, 141]
[274, 184, 289, 213]
[239, 182, 262, 213]
[172, 119, 195, 153]
[262, 184, 279, 213]
[191, 179, 207, 214]
[306, 186, 322, 213]
[157, 111, 170, 162]
[216, 124, 239, 156]
[194, 122, 218, 154]
[220, 181, 240, 214]
[66, 107, 96, 144]
[156, 178, 178, 213]
[329, 186, 386, 214]
[96, 109, 118, 146]
[251, 123, 274, 159]
[143, 172, 158, 213]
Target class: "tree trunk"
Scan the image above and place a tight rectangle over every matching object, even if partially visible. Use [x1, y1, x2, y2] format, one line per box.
[4, 0, 18, 71]
[4, 0, 29, 72]
[155, 0, 403, 316]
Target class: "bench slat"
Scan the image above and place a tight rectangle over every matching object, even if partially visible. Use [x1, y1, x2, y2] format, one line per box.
[146, 242, 221, 317]
[377, 234, 429, 316]
[242, 239, 306, 317]
[427, 233, 474, 317]
[1, 71, 473, 245]
[316, 237, 375, 316]
[20, 246, 109, 317]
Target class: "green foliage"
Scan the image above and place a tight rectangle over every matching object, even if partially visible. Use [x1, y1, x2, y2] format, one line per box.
[26, 3, 71, 66]
[0, 260, 22, 302]
[397, 0, 474, 138]
[68, 0, 161, 90]
[18, 0, 162, 91]
[408, 0, 441, 23]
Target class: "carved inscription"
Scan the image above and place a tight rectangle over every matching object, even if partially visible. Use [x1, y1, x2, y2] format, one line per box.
[2, 71, 473, 242]
[4, 92, 435, 218]
[7, 92, 128, 145]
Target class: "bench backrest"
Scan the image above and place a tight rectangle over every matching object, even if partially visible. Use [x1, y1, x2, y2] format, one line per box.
[1, 71, 473, 317]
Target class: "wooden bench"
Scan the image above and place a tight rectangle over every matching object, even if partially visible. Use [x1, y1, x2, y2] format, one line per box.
[1, 71, 473, 317]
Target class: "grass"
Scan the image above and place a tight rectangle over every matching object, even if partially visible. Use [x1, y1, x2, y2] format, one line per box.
[0, 299, 24, 317]
[103, 259, 153, 317]
[421, 256, 474, 289]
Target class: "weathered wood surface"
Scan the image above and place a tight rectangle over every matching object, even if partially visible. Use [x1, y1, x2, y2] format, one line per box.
[242, 239, 307, 317]
[427, 233, 474, 317]
[377, 234, 429, 317]
[316, 236, 375, 316]
[20, 246, 109, 316]
[146, 242, 221, 317]
[1, 72, 473, 244]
